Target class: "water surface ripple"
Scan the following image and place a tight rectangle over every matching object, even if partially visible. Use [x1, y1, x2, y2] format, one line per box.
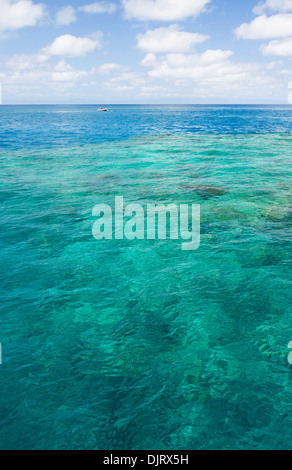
[0, 106, 292, 450]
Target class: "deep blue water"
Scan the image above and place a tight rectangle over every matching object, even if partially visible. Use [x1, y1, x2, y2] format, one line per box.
[1, 105, 292, 149]
[0, 105, 292, 450]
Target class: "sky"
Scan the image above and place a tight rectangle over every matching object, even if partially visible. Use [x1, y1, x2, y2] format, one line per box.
[0, 0, 292, 104]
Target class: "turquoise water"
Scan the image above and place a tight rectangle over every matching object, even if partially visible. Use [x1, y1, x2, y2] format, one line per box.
[0, 105, 292, 450]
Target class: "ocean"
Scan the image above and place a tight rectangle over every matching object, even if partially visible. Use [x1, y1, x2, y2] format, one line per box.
[0, 105, 292, 450]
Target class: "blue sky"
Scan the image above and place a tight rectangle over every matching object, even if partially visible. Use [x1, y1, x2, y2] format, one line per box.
[0, 0, 292, 104]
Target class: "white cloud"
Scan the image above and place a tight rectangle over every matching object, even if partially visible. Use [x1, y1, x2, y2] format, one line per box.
[79, 2, 117, 14]
[0, 30, 105, 100]
[235, 14, 292, 39]
[236, 3, 292, 64]
[96, 65, 146, 93]
[51, 60, 88, 82]
[0, 0, 45, 31]
[44, 34, 101, 57]
[288, 81, 292, 103]
[136, 25, 209, 53]
[6, 52, 48, 70]
[98, 63, 126, 73]
[0, 47, 288, 103]
[4, 52, 91, 88]
[55, 6, 77, 26]
[138, 48, 284, 102]
[139, 84, 167, 96]
[122, 0, 211, 22]
[144, 50, 236, 81]
[261, 37, 292, 55]
[0, 1, 289, 105]
[253, 0, 292, 14]
[140, 52, 159, 67]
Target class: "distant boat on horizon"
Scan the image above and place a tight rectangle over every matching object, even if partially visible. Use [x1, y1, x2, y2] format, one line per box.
[97, 107, 108, 112]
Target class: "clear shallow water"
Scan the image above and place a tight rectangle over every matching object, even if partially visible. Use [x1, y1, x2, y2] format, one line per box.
[0, 106, 292, 450]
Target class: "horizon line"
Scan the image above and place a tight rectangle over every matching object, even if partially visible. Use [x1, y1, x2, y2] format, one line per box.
[0, 103, 290, 106]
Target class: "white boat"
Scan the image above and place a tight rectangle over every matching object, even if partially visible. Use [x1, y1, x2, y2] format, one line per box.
[97, 107, 108, 112]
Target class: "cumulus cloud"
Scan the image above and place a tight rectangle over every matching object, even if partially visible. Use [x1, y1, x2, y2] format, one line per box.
[98, 63, 126, 73]
[138, 47, 284, 102]
[261, 37, 292, 55]
[140, 52, 159, 67]
[288, 81, 292, 103]
[1, 45, 287, 103]
[51, 60, 88, 82]
[0, 0, 288, 104]
[4, 52, 90, 87]
[235, 14, 292, 39]
[6, 52, 48, 71]
[44, 34, 101, 57]
[79, 2, 117, 14]
[143, 50, 236, 81]
[253, 0, 292, 14]
[0, 0, 45, 32]
[136, 25, 209, 53]
[236, 1, 292, 67]
[139, 84, 167, 96]
[55, 5, 77, 26]
[103, 71, 145, 92]
[0, 29, 105, 101]
[122, 0, 211, 22]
